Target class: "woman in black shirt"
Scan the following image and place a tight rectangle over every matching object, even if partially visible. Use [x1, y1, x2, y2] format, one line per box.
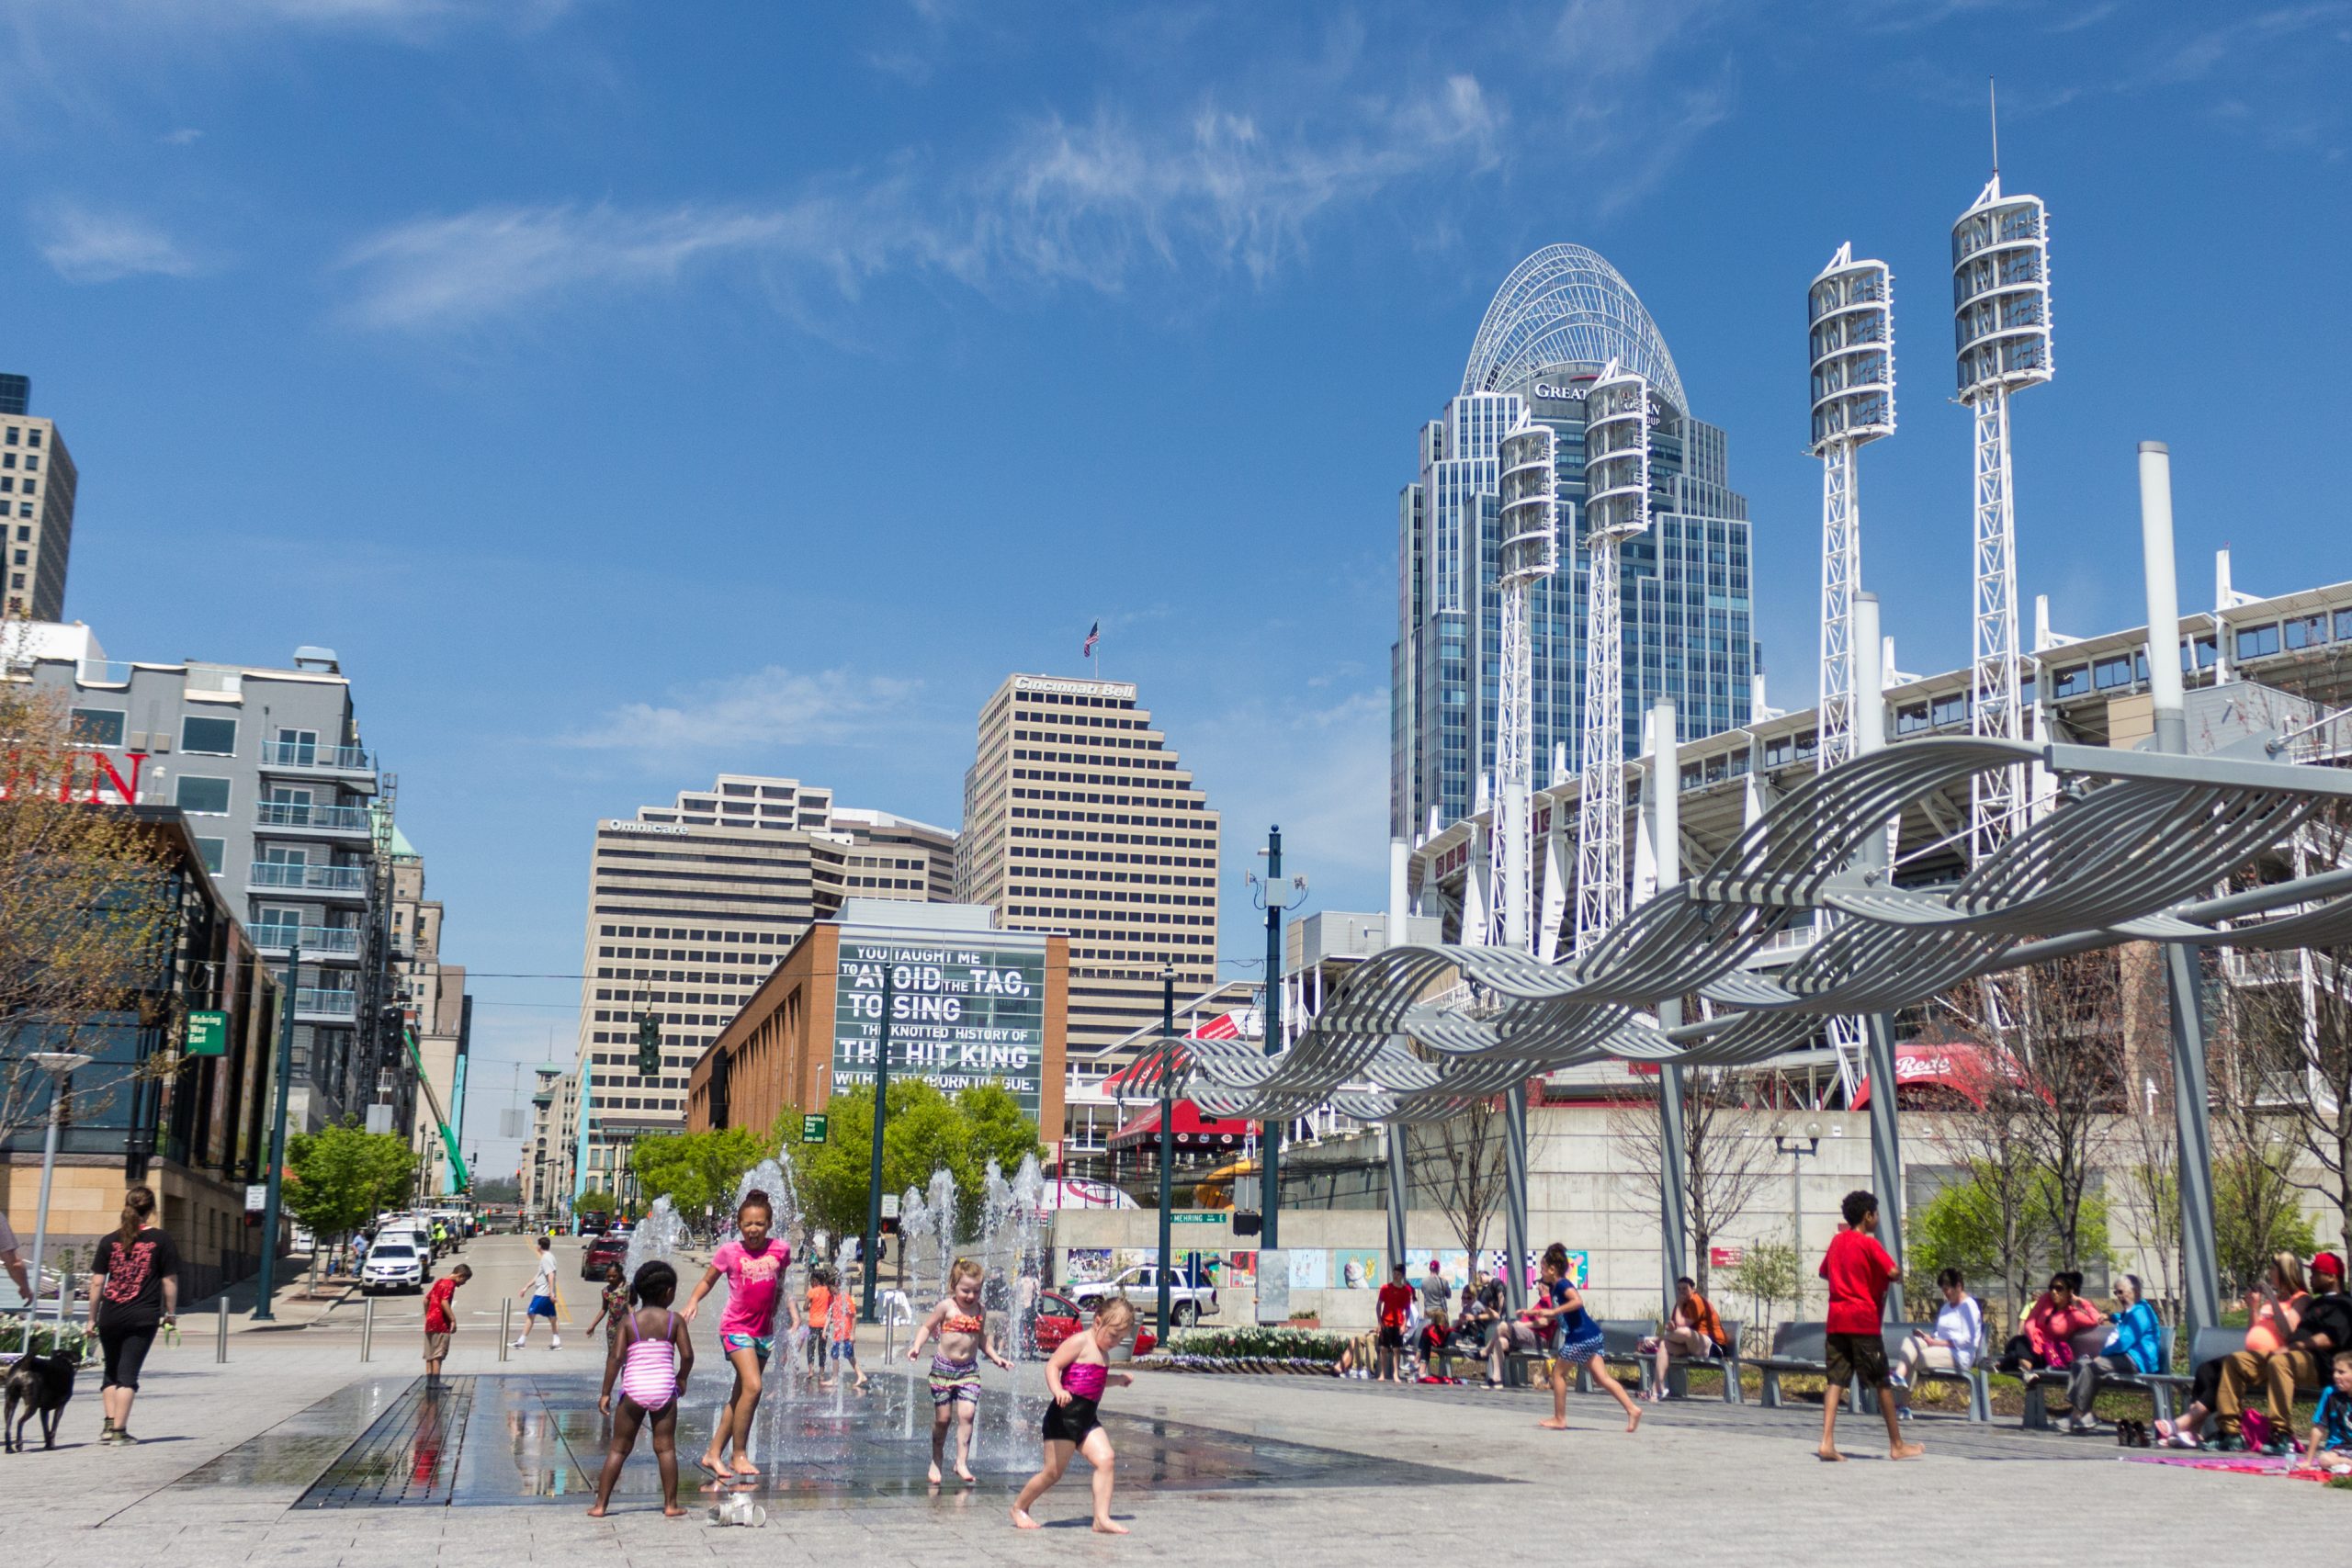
[90, 1184, 179, 1444]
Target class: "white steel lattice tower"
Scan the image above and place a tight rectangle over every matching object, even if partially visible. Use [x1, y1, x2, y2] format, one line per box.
[1491, 416, 1560, 952]
[1808, 244, 1895, 773]
[1807, 243, 1895, 1099]
[1575, 364, 1649, 953]
[1952, 175, 2052, 864]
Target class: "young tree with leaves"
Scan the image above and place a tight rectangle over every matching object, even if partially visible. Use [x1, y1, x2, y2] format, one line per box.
[0, 672, 179, 1148]
[283, 1123, 419, 1255]
[1606, 1066, 1786, 1296]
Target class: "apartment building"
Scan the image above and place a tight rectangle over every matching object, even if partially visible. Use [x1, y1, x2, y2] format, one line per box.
[390, 829, 471, 1195]
[560, 774, 957, 1203]
[17, 623, 406, 1135]
[954, 673, 1222, 1156]
[0, 373, 78, 622]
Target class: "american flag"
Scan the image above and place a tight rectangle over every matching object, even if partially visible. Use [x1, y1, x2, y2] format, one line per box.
[1082, 621, 1099, 657]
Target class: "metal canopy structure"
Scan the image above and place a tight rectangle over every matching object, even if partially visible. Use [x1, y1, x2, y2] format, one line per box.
[1461, 244, 1689, 414]
[1182, 735, 2352, 1125]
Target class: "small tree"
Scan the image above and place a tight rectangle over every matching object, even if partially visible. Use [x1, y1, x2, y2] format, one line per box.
[630, 1127, 766, 1217]
[789, 1081, 1044, 1243]
[1728, 1241, 1801, 1339]
[1406, 1095, 1513, 1264]
[283, 1122, 419, 1253]
[1607, 1066, 1785, 1297]
[1996, 952, 2125, 1272]
[0, 673, 179, 1147]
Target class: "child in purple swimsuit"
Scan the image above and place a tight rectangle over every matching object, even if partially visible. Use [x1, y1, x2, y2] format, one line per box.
[589, 1261, 694, 1518]
[1012, 1296, 1136, 1535]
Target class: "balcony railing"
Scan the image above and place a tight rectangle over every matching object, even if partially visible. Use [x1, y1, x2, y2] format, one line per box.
[295, 987, 358, 1021]
[251, 924, 362, 956]
[248, 862, 368, 893]
[253, 801, 373, 833]
[259, 740, 374, 773]
[75, 658, 134, 687]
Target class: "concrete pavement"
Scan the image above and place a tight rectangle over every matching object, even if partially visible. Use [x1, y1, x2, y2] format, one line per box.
[5, 1233, 2344, 1567]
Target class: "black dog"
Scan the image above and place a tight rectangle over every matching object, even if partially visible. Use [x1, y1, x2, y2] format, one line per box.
[4, 1351, 77, 1451]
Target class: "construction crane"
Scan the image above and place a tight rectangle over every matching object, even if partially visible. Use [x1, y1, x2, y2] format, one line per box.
[402, 1024, 471, 1192]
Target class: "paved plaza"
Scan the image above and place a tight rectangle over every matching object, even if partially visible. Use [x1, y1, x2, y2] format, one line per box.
[9, 1237, 2344, 1566]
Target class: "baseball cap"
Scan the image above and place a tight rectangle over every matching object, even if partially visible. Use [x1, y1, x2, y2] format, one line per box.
[2312, 1251, 2346, 1280]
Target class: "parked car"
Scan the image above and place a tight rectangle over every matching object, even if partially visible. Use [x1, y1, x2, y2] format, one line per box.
[581, 1232, 628, 1280]
[1030, 1291, 1084, 1357]
[1066, 1264, 1218, 1326]
[361, 1240, 425, 1293]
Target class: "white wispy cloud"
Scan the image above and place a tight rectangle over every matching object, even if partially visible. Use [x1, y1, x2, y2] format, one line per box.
[560, 667, 925, 755]
[159, 126, 203, 145]
[1187, 687, 1393, 894]
[31, 202, 203, 283]
[337, 73, 1504, 331]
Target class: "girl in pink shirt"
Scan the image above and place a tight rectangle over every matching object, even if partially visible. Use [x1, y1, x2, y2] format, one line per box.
[682, 1190, 797, 1483]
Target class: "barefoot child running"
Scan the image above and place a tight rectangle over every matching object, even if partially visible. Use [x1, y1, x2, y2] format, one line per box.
[1529, 1242, 1641, 1435]
[1816, 1189, 1923, 1463]
[587, 1261, 695, 1518]
[681, 1190, 797, 1483]
[908, 1257, 1013, 1484]
[1012, 1297, 1136, 1534]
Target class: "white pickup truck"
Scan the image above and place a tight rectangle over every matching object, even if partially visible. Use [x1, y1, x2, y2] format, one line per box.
[1067, 1264, 1219, 1326]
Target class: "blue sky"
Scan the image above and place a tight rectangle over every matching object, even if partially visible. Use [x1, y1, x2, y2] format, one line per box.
[6, 0, 2347, 1174]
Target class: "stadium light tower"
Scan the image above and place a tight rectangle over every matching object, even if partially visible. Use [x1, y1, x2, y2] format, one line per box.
[1809, 243, 1895, 772]
[1808, 243, 1895, 1100]
[1953, 106, 2053, 863]
[1574, 362, 1650, 953]
[1491, 413, 1560, 953]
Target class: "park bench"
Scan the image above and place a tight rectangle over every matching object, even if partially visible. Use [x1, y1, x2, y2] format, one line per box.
[1569, 1319, 1744, 1401]
[1754, 1320, 1992, 1421]
[2018, 1325, 2177, 1429]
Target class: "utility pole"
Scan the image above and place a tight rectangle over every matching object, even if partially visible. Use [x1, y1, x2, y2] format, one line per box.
[860, 961, 898, 1324]
[1157, 964, 1176, 1344]
[1261, 826, 1284, 1249]
[252, 945, 300, 1321]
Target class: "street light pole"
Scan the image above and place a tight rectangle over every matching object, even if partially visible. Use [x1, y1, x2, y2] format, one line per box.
[23, 1052, 92, 1333]
[1157, 964, 1176, 1344]
[861, 961, 898, 1324]
[253, 945, 300, 1322]
[1261, 826, 1283, 1249]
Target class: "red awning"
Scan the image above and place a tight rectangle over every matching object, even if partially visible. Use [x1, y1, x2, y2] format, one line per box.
[1102, 1010, 1242, 1096]
[1107, 1099, 1255, 1152]
[1852, 1041, 2000, 1109]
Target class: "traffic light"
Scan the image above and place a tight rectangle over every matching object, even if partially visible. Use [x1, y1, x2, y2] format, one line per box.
[636, 1013, 662, 1078]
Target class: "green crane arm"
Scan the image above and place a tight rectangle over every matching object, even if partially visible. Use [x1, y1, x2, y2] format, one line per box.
[402, 1025, 471, 1191]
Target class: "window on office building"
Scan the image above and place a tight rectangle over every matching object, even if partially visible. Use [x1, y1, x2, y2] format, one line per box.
[181, 716, 238, 755]
[69, 707, 125, 745]
[175, 775, 232, 815]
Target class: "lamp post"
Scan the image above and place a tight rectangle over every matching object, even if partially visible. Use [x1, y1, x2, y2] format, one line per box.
[860, 961, 898, 1324]
[23, 1051, 92, 1330]
[1157, 964, 1176, 1344]
[1777, 1123, 1823, 1270]
[253, 942, 300, 1321]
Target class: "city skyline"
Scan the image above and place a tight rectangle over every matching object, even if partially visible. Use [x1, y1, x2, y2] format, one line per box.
[5, 1, 2346, 1178]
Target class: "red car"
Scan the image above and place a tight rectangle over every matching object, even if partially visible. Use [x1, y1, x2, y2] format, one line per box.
[581, 1233, 628, 1280]
[1030, 1292, 1155, 1358]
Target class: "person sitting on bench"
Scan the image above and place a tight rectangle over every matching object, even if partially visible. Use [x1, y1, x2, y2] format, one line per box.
[1643, 1276, 1726, 1401]
[1892, 1268, 1984, 1418]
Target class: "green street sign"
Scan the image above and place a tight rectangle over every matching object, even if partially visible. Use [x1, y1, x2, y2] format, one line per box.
[1171, 1213, 1222, 1224]
[186, 1010, 229, 1057]
[802, 1113, 828, 1144]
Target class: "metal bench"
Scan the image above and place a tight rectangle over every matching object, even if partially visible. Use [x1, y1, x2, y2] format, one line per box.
[1755, 1321, 1987, 1419]
[2018, 1325, 2178, 1429]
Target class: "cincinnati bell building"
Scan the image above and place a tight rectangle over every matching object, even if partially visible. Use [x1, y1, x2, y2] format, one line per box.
[1392, 245, 1755, 840]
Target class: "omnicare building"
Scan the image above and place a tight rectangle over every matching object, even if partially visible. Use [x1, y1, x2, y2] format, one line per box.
[1392, 245, 1755, 840]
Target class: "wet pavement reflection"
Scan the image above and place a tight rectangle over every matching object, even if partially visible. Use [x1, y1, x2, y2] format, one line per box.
[175, 1371, 1494, 1511]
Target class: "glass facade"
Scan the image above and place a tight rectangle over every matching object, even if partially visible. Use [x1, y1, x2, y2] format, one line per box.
[1392, 257, 1753, 840]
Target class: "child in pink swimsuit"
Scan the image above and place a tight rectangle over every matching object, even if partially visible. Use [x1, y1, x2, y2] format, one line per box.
[682, 1190, 797, 1483]
[1012, 1296, 1136, 1534]
[589, 1260, 694, 1518]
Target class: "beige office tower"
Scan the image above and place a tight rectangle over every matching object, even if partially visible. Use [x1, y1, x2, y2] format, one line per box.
[561, 774, 956, 1200]
[0, 374, 78, 622]
[956, 674, 1221, 1081]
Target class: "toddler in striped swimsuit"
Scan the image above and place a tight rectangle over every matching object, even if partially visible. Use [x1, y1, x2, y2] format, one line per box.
[590, 1260, 695, 1518]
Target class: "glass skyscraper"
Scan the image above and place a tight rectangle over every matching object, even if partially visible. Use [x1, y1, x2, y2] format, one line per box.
[1392, 245, 1754, 840]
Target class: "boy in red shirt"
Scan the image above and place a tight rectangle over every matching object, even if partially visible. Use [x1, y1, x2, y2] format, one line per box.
[1376, 1264, 1415, 1383]
[1817, 1192, 1922, 1462]
[424, 1264, 471, 1382]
